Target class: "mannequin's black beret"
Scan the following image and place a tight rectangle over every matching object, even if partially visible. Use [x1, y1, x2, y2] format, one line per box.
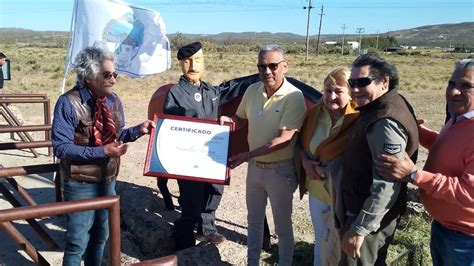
[177, 42, 202, 60]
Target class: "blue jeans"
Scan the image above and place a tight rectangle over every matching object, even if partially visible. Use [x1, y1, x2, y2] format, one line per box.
[431, 220, 474, 266]
[62, 179, 116, 266]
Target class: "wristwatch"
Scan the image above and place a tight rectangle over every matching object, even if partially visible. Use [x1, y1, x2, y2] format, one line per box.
[407, 170, 417, 183]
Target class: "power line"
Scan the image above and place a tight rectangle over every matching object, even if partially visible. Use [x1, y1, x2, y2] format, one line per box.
[0, 8, 71, 15]
[321, 4, 469, 9]
[159, 7, 302, 13]
[1, 2, 470, 15]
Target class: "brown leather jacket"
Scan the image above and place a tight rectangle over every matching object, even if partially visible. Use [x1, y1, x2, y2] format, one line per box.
[60, 88, 122, 183]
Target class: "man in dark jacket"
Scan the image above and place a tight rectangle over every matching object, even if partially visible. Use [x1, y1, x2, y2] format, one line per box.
[164, 42, 231, 250]
[339, 53, 418, 265]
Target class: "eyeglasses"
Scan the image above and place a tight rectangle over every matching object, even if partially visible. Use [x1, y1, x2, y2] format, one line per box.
[102, 71, 118, 80]
[348, 76, 377, 88]
[257, 61, 284, 72]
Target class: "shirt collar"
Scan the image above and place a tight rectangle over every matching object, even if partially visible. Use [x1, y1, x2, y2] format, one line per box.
[260, 77, 290, 98]
[450, 109, 474, 123]
[178, 76, 208, 95]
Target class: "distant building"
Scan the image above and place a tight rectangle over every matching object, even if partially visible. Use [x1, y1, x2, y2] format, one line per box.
[347, 41, 359, 50]
[324, 41, 338, 45]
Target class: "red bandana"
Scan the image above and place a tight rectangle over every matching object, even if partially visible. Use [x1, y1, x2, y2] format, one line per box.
[90, 92, 117, 146]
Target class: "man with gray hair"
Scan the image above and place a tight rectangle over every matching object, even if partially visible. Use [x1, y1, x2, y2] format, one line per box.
[52, 46, 154, 265]
[220, 44, 306, 265]
[375, 59, 474, 266]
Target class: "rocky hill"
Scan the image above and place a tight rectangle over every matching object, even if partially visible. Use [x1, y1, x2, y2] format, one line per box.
[387, 22, 473, 47]
[167, 22, 474, 47]
[1, 22, 472, 47]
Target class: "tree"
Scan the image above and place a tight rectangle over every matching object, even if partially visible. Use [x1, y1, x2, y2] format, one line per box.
[361, 36, 398, 51]
[169, 32, 190, 50]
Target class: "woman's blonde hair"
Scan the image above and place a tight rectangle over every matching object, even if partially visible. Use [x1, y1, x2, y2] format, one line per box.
[323, 66, 351, 88]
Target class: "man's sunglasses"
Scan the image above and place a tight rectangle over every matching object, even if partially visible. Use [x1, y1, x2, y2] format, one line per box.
[102, 71, 118, 80]
[257, 61, 284, 72]
[348, 76, 377, 88]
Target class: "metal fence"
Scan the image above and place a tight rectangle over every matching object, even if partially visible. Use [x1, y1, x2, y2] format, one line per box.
[0, 196, 121, 265]
[0, 94, 52, 157]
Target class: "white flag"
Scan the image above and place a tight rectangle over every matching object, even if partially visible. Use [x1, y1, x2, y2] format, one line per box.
[67, 0, 171, 77]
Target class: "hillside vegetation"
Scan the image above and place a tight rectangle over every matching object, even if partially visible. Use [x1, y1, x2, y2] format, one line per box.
[1, 22, 472, 50]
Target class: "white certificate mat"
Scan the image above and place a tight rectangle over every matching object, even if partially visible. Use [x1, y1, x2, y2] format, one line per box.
[144, 114, 233, 185]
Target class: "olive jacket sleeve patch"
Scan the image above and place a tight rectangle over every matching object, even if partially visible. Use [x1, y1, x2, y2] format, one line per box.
[383, 143, 402, 155]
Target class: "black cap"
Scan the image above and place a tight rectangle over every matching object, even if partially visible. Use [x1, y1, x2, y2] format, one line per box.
[177, 42, 202, 60]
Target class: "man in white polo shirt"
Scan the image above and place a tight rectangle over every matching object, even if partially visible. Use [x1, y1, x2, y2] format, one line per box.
[220, 44, 306, 266]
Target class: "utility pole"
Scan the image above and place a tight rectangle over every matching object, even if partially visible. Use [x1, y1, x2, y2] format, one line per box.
[356, 27, 364, 55]
[341, 24, 347, 56]
[316, 4, 325, 56]
[303, 0, 314, 61]
[376, 30, 380, 50]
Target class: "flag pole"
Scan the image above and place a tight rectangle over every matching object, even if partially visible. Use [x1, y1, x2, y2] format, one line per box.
[60, 77, 67, 95]
[61, 0, 78, 94]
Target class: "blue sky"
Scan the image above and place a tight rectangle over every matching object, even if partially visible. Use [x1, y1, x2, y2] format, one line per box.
[0, 0, 472, 35]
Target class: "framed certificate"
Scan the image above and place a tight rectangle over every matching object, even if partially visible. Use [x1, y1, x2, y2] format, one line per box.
[144, 113, 234, 185]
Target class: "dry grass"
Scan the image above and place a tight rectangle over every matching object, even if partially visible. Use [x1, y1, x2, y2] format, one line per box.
[0, 42, 469, 265]
[1, 44, 463, 128]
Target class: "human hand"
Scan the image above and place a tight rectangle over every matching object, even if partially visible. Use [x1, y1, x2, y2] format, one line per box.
[418, 121, 431, 133]
[219, 116, 233, 125]
[374, 152, 417, 181]
[139, 120, 156, 135]
[104, 141, 129, 157]
[341, 229, 364, 259]
[229, 152, 248, 169]
[302, 157, 326, 180]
